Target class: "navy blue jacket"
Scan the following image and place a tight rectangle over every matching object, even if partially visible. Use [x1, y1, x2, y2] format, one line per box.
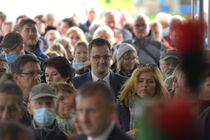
[117, 104, 130, 132]
[30, 121, 67, 140]
[34, 40, 49, 60]
[72, 72, 127, 99]
[72, 125, 133, 140]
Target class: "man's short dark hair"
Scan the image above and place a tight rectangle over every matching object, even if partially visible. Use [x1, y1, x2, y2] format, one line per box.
[10, 54, 40, 75]
[0, 121, 35, 140]
[88, 38, 111, 55]
[0, 81, 23, 107]
[18, 18, 37, 32]
[62, 18, 76, 28]
[77, 81, 115, 106]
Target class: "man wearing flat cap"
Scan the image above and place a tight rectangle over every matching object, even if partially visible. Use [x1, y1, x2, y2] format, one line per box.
[0, 32, 25, 63]
[27, 83, 67, 140]
[159, 49, 180, 80]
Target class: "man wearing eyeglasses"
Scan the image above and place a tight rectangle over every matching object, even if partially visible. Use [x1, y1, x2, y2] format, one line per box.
[129, 14, 162, 66]
[73, 38, 127, 99]
[10, 54, 41, 103]
[10, 54, 41, 126]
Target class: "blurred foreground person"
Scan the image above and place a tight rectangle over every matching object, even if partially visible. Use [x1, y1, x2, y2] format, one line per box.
[73, 82, 133, 140]
[0, 120, 35, 140]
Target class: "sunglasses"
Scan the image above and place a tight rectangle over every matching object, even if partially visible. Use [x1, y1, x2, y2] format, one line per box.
[138, 63, 158, 69]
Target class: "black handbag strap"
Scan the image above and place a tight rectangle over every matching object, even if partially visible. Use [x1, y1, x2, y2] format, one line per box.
[140, 46, 159, 65]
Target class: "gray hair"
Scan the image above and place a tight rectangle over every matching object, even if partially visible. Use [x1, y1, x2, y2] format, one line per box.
[134, 14, 150, 25]
[10, 54, 40, 75]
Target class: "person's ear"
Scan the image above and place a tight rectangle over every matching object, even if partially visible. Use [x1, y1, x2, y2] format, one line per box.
[19, 44, 24, 51]
[27, 102, 34, 115]
[13, 73, 20, 84]
[173, 76, 179, 88]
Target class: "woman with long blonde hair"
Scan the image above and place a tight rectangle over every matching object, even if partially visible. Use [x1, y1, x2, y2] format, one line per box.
[117, 64, 169, 137]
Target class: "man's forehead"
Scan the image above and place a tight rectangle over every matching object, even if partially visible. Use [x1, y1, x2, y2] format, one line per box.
[165, 57, 178, 62]
[135, 17, 147, 24]
[31, 97, 55, 103]
[23, 23, 37, 29]
[0, 93, 18, 102]
[91, 45, 110, 51]
[23, 61, 40, 69]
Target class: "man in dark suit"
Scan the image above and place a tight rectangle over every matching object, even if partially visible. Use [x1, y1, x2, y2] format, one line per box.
[72, 82, 133, 140]
[73, 38, 127, 99]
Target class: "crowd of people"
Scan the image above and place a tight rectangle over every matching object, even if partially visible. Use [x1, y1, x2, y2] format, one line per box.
[0, 7, 209, 140]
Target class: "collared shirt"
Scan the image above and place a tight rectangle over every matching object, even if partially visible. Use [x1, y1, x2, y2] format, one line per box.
[87, 121, 115, 140]
[91, 71, 110, 86]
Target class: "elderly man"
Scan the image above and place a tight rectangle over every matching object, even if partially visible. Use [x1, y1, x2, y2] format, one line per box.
[130, 14, 162, 65]
[27, 83, 67, 140]
[73, 82, 133, 140]
[159, 49, 180, 80]
[104, 10, 132, 41]
[79, 7, 97, 33]
[17, 18, 48, 60]
[73, 38, 127, 99]
[10, 54, 41, 103]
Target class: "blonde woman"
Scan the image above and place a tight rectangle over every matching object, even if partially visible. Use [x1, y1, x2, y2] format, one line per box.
[45, 30, 61, 47]
[56, 37, 74, 61]
[46, 43, 68, 59]
[93, 25, 115, 47]
[65, 26, 87, 48]
[117, 64, 169, 136]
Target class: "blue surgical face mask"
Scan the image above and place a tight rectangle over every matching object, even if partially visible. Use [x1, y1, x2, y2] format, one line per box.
[72, 59, 85, 70]
[34, 108, 56, 126]
[5, 52, 18, 63]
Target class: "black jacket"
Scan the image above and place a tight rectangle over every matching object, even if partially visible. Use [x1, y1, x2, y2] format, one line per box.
[72, 125, 133, 140]
[30, 121, 67, 140]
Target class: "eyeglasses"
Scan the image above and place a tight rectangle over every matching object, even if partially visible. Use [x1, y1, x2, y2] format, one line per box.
[21, 70, 42, 77]
[123, 56, 138, 62]
[91, 55, 111, 61]
[138, 63, 158, 69]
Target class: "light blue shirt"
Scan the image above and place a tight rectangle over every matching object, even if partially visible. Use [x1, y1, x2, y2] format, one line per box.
[91, 71, 110, 87]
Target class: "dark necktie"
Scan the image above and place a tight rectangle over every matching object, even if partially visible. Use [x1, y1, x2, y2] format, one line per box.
[97, 79, 107, 85]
